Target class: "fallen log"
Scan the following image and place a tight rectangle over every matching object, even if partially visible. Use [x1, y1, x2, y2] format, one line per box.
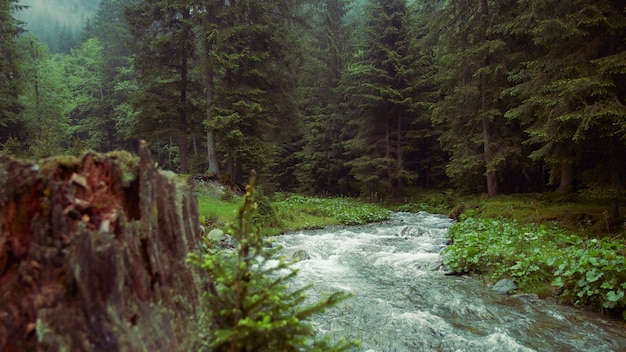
[0, 141, 207, 351]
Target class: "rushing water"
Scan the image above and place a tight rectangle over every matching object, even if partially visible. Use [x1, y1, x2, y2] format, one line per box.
[275, 212, 626, 352]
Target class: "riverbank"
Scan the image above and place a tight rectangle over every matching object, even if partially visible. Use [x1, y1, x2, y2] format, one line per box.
[194, 181, 389, 236]
[439, 192, 626, 321]
[194, 181, 625, 321]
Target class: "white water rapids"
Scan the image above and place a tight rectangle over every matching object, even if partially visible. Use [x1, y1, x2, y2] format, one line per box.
[275, 212, 626, 352]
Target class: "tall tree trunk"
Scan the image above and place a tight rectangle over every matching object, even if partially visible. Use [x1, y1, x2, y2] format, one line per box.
[386, 116, 392, 195]
[206, 131, 219, 175]
[481, 0, 497, 197]
[556, 161, 573, 194]
[178, 8, 191, 174]
[205, 11, 220, 177]
[226, 153, 235, 178]
[395, 113, 403, 196]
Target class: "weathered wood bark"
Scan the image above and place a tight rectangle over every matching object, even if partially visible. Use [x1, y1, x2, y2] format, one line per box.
[0, 141, 207, 351]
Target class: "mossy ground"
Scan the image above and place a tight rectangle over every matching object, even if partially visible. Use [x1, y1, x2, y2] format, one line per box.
[452, 192, 623, 237]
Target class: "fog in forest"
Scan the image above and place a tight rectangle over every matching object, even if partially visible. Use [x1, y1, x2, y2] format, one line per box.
[16, 0, 99, 52]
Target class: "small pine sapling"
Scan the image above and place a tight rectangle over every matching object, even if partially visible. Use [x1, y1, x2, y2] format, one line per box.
[188, 170, 357, 351]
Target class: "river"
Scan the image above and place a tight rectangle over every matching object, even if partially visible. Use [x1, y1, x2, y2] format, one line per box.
[275, 212, 626, 352]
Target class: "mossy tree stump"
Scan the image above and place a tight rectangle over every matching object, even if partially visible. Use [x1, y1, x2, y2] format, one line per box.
[0, 142, 207, 351]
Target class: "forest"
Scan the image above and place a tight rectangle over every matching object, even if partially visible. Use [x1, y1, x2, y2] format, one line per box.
[1, 0, 625, 205]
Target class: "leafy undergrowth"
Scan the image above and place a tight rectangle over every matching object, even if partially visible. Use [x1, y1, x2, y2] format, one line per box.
[444, 217, 626, 320]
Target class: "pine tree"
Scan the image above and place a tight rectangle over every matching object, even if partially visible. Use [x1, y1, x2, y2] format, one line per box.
[126, 0, 202, 173]
[206, 0, 309, 182]
[342, 0, 418, 199]
[91, 0, 141, 151]
[428, 0, 519, 196]
[0, 0, 26, 138]
[17, 35, 72, 157]
[403, 3, 448, 189]
[504, 0, 626, 196]
[187, 170, 357, 351]
[63, 38, 108, 152]
[198, 0, 222, 176]
[296, 0, 355, 195]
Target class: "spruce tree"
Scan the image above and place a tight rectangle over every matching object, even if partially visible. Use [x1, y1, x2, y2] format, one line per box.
[188, 170, 357, 351]
[126, 0, 201, 173]
[504, 0, 626, 196]
[428, 0, 519, 195]
[89, 0, 138, 151]
[342, 0, 418, 199]
[0, 0, 26, 137]
[206, 0, 308, 182]
[63, 38, 109, 152]
[17, 35, 72, 157]
[296, 0, 355, 195]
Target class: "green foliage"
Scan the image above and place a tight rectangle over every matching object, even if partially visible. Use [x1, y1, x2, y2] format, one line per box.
[443, 218, 562, 287]
[443, 217, 626, 318]
[0, 0, 26, 129]
[188, 173, 358, 351]
[549, 237, 626, 315]
[63, 37, 109, 151]
[295, 0, 354, 195]
[342, 0, 423, 198]
[17, 35, 72, 158]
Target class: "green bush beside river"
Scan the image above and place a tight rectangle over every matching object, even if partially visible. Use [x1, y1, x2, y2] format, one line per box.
[442, 193, 626, 321]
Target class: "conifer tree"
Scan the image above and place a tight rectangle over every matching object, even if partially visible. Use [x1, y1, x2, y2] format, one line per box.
[428, 0, 519, 196]
[198, 0, 222, 176]
[206, 0, 308, 181]
[342, 0, 418, 199]
[504, 0, 626, 196]
[18, 35, 72, 157]
[0, 0, 26, 138]
[126, 0, 201, 173]
[188, 170, 356, 351]
[92, 0, 140, 151]
[400, 3, 449, 189]
[63, 38, 109, 152]
[296, 0, 354, 195]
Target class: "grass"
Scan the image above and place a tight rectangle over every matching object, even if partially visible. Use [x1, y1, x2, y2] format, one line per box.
[195, 185, 390, 236]
[452, 192, 622, 237]
[197, 195, 241, 229]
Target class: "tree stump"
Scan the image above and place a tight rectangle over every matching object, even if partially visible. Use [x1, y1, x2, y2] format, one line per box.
[0, 141, 207, 351]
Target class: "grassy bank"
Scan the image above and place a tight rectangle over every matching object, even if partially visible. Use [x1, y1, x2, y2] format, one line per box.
[195, 183, 389, 236]
[442, 193, 626, 320]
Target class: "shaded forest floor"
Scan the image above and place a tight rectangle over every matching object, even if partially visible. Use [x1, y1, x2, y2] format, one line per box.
[194, 180, 625, 239]
[449, 192, 625, 238]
